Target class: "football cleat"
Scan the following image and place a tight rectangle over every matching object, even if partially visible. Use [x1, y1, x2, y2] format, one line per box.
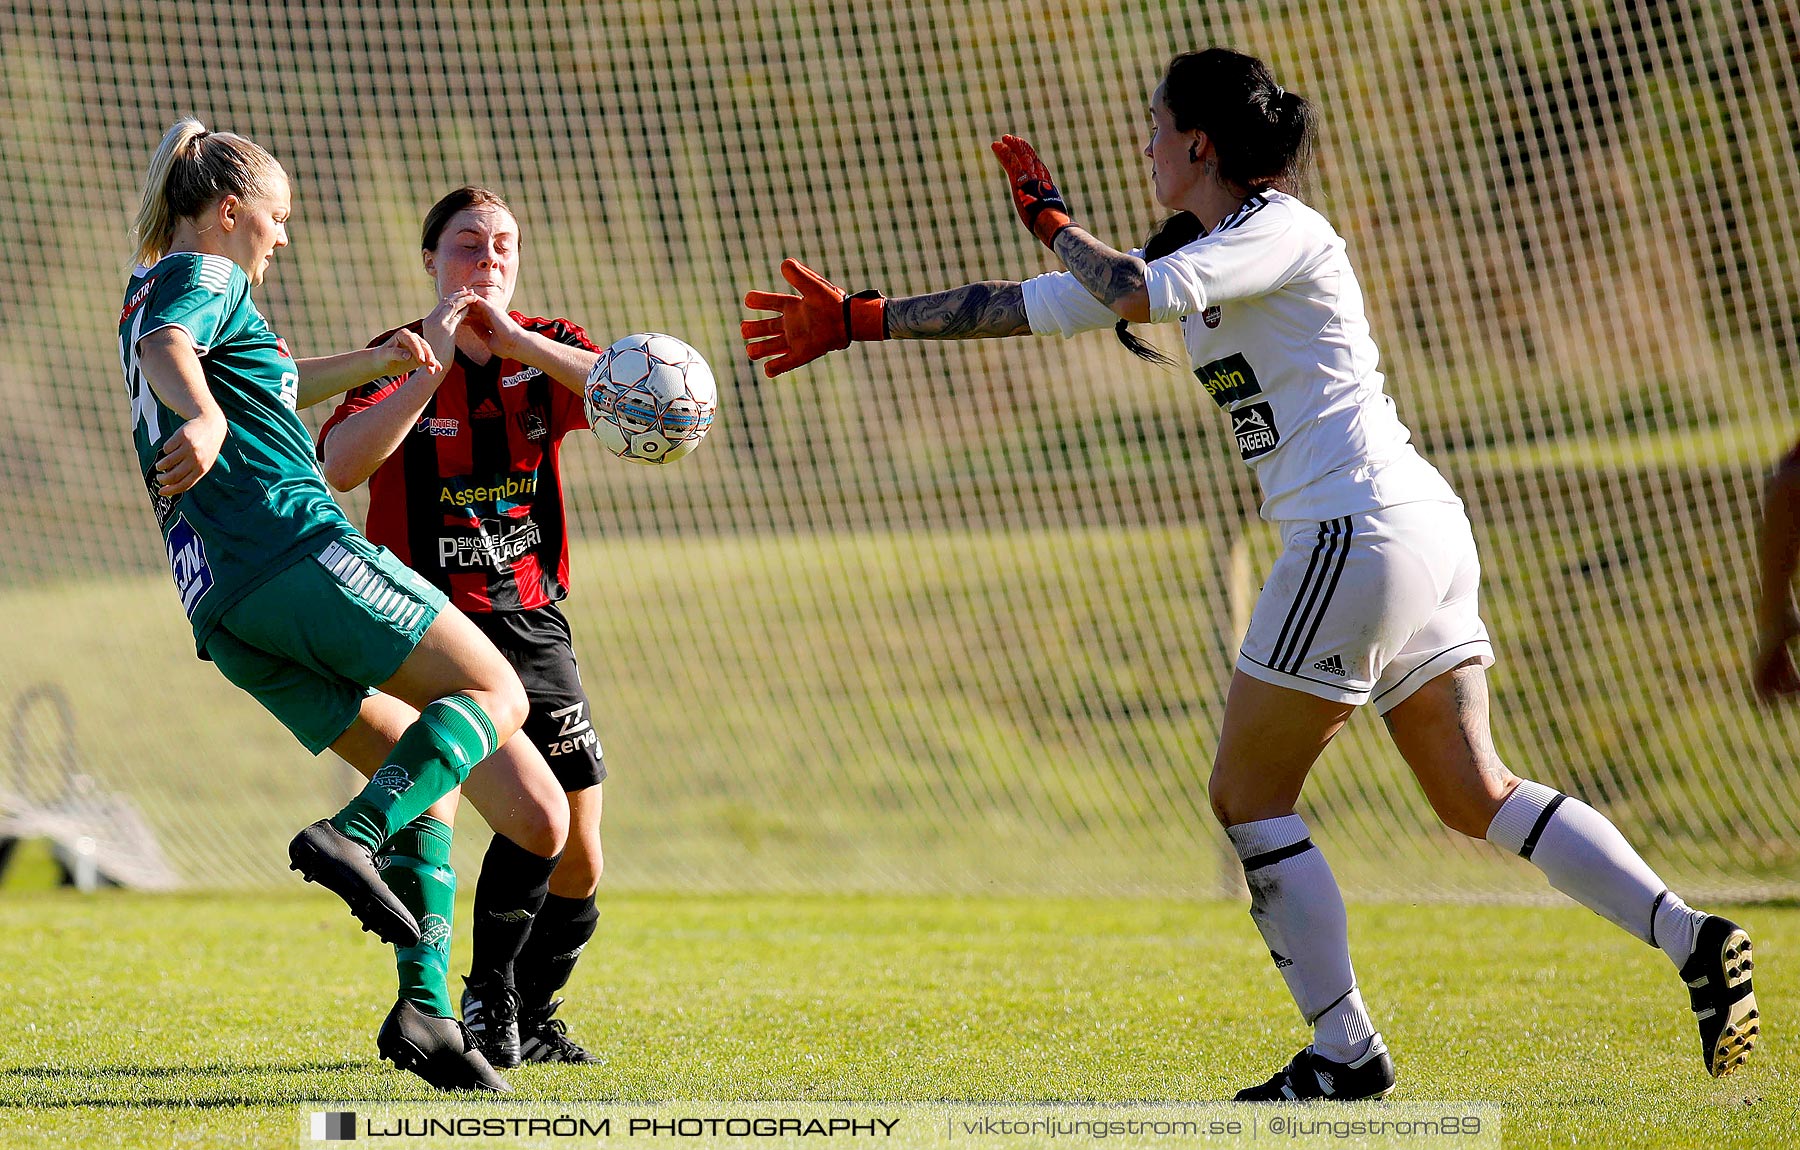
[288, 820, 420, 947]
[461, 976, 523, 1069]
[377, 999, 512, 1092]
[1680, 915, 1758, 1077]
[1234, 1035, 1395, 1101]
[519, 999, 596, 1064]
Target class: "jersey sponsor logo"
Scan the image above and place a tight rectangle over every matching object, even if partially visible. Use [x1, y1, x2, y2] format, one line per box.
[1233, 401, 1280, 460]
[1195, 353, 1262, 408]
[143, 467, 175, 528]
[438, 517, 543, 568]
[165, 516, 215, 616]
[438, 473, 539, 508]
[501, 366, 543, 388]
[119, 277, 156, 323]
[1201, 305, 1222, 329]
[416, 416, 460, 437]
[472, 398, 504, 420]
[516, 411, 548, 442]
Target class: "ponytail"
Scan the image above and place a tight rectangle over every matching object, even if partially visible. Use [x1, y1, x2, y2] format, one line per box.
[130, 118, 287, 267]
[1114, 211, 1204, 365]
[131, 119, 208, 267]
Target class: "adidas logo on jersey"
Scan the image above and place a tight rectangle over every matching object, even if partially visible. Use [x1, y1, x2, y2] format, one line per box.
[1312, 655, 1347, 676]
[472, 398, 504, 419]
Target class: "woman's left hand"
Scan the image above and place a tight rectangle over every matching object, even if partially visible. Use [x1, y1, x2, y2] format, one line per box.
[462, 295, 529, 358]
[992, 134, 1075, 250]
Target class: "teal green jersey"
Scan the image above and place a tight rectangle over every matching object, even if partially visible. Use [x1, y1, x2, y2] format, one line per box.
[117, 252, 353, 652]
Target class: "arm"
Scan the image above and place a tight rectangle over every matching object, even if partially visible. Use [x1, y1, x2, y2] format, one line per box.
[319, 290, 476, 491]
[319, 366, 448, 492]
[463, 298, 601, 397]
[1752, 446, 1800, 699]
[886, 281, 1031, 339]
[991, 135, 1150, 322]
[135, 327, 227, 497]
[296, 330, 437, 410]
[1051, 229, 1150, 323]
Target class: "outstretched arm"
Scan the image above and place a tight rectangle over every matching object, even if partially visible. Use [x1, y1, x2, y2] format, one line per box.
[885, 282, 1031, 339]
[295, 328, 438, 410]
[742, 262, 1035, 377]
[991, 134, 1150, 321]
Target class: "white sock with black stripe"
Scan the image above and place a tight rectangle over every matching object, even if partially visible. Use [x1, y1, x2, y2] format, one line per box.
[1487, 779, 1706, 967]
[1227, 814, 1375, 1063]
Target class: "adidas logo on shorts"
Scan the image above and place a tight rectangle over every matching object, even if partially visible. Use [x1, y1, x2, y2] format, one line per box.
[1312, 654, 1347, 676]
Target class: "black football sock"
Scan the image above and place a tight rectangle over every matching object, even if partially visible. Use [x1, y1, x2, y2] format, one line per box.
[515, 892, 599, 1013]
[468, 833, 560, 987]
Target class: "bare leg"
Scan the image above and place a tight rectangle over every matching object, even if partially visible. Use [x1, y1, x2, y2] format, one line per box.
[1210, 671, 1386, 1086]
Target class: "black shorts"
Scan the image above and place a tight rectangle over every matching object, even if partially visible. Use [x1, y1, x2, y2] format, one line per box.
[468, 602, 606, 792]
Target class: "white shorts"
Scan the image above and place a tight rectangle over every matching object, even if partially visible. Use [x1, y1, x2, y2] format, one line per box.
[1236, 500, 1495, 713]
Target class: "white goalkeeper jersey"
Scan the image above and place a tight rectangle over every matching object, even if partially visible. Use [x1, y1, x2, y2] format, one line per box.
[1021, 189, 1458, 523]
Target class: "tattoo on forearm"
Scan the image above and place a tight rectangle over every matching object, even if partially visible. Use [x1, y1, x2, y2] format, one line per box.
[1054, 228, 1146, 307]
[885, 282, 1030, 339]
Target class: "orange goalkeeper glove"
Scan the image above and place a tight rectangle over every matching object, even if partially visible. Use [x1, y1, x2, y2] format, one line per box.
[741, 259, 886, 378]
[991, 134, 1074, 249]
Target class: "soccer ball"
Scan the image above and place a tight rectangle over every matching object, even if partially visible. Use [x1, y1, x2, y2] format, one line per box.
[584, 333, 717, 465]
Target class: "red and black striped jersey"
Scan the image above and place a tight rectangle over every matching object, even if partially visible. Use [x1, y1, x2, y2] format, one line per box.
[317, 315, 596, 614]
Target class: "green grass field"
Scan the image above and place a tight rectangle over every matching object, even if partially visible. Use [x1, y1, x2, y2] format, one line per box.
[0, 890, 1792, 1148]
[7, 519, 1800, 903]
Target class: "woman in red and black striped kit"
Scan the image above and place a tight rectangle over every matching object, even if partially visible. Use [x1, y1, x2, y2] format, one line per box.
[320, 187, 605, 1067]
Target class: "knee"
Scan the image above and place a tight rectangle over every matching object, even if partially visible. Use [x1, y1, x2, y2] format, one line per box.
[1433, 760, 1519, 839]
[554, 833, 603, 895]
[510, 794, 570, 859]
[1207, 764, 1251, 829]
[474, 678, 529, 742]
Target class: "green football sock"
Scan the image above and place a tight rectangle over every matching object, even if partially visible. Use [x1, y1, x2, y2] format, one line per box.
[377, 815, 457, 1017]
[331, 694, 497, 853]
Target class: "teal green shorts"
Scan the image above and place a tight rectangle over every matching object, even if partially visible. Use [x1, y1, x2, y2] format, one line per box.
[204, 533, 448, 754]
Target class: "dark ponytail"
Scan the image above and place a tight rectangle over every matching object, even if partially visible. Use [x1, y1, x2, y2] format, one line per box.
[1116, 48, 1317, 363]
[1114, 211, 1204, 366]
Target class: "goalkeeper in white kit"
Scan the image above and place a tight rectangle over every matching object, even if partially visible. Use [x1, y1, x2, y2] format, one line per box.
[742, 47, 1757, 1098]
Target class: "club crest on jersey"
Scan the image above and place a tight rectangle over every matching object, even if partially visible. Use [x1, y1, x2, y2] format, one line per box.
[501, 366, 542, 388]
[1201, 305, 1222, 329]
[274, 336, 293, 359]
[165, 516, 214, 616]
[416, 416, 460, 437]
[1233, 402, 1280, 460]
[517, 411, 548, 441]
[1195, 353, 1263, 409]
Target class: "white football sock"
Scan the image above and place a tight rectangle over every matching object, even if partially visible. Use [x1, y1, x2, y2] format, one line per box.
[1228, 814, 1375, 1063]
[1486, 778, 1706, 967]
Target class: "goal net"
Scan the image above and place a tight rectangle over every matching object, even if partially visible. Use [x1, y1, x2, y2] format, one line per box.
[2, 0, 1797, 899]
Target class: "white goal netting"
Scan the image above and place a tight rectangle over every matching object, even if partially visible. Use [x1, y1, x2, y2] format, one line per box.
[2, 0, 1797, 898]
